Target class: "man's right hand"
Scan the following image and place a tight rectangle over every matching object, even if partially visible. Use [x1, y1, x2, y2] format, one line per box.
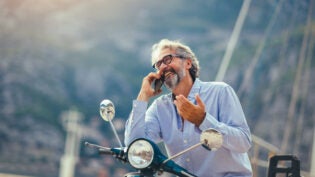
[137, 72, 162, 102]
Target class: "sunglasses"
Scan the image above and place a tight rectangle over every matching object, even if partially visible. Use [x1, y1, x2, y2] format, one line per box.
[152, 54, 184, 69]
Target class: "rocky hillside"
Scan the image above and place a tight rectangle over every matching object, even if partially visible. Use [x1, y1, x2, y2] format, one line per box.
[0, 0, 314, 176]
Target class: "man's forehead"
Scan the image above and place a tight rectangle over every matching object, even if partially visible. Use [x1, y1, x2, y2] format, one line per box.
[152, 48, 173, 64]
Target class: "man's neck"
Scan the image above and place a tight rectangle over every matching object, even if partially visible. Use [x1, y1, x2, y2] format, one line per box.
[172, 76, 194, 98]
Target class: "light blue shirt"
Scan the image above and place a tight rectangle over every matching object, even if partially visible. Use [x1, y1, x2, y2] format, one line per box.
[124, 79, 252, 177]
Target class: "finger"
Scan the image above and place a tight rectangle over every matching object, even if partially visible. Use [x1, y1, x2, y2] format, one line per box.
[173, 100, 178, 107]
[175, 95, 188, 103]
[174, 97, 184, 110]
[157, 70, 163, 77]
[146, 72, 160, 82]
[173, 99, 184, 111]
[175, 96, 192, 114]
[173, 100, 182, 115]
[195, 94, 205, 109]
[153, 89, 162, 96]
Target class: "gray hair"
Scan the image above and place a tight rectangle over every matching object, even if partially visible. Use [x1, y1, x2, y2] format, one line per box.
[151, 39, 200, 80]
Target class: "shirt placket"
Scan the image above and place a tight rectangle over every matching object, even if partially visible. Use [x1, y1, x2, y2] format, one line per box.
[181, 96, 196, 172]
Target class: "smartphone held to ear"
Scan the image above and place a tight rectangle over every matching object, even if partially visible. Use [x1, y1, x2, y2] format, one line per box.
[154, 76, 164, 92]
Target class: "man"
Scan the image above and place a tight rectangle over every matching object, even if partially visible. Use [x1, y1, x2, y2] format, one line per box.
[124, 39, 252, 177]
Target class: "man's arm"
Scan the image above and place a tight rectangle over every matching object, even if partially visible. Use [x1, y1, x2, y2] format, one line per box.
[124, 99, 163, 146]
[124, 100, 147, 145]
[199, 85, 252, 153]
[124, 71, 162, 145]
[137, 72, 162, 101]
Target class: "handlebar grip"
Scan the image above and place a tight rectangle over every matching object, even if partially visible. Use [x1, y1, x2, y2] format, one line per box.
[98, 148, 114, 155]
[85, 142, 112, 154]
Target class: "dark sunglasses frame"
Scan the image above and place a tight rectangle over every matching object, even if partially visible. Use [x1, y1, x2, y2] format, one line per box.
[152, 54, 184, 69]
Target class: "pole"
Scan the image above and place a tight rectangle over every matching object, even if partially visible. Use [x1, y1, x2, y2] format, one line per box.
[311, 126, 315, 177]
[215, 0, 251, 81]
[59, 110, 83, 177]
[280, 0, 313, 154]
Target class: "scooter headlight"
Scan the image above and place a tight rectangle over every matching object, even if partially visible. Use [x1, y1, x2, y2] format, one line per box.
[127, 139, 154, 169]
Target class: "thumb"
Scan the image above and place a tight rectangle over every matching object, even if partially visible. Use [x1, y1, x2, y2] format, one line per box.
[195, 94, 205, 109]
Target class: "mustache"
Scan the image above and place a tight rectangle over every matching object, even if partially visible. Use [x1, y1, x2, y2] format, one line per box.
[162, 68, 176, 76]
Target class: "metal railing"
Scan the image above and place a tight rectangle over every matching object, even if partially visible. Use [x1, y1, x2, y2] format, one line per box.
[250, 135, 311, 177]
[250, 135, 280, 177]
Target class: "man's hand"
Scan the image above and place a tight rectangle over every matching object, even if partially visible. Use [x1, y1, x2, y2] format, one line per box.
[174, 94, 206, 126]
[137, 71, 162, 102]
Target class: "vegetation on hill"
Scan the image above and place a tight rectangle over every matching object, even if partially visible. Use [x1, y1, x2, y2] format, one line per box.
[0, 0, 314, 176]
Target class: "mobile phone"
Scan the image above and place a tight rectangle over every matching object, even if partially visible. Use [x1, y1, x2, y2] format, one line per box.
[154, 76, 164, 92]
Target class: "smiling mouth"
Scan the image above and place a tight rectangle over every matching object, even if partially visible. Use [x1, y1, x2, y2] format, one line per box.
[164, 71, 174, 79]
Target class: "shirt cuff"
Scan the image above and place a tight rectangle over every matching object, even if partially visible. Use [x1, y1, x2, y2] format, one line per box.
[133, 100, 148, 110]
[199, 112, 223, 133]
[131, 100, 148, 122]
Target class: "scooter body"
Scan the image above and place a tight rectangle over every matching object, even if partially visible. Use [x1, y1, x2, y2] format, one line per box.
[85, 99, 223, 177]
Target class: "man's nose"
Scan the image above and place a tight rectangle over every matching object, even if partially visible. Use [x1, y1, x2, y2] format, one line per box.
[159, 62, 168, 70]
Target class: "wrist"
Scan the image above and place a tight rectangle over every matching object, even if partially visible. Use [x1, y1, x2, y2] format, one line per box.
[196, 112, 206, 127]
[137, 92, 149, 102]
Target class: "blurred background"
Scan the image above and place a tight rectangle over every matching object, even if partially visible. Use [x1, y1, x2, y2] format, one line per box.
[0, 0, 314, 176]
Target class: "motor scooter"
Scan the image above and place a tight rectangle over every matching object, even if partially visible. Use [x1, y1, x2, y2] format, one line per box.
[85, 99, 224, 177]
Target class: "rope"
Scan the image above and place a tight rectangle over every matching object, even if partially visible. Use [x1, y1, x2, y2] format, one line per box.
[215, 0, 252, 81]
[237, 0, 286, 96]
[280, 0, 313, 154]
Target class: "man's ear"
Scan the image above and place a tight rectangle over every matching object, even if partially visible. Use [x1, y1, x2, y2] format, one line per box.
[185, 59, 192, 69]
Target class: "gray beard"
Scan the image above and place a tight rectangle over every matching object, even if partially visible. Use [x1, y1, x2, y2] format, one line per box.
[165, 67, 186, 90]
[165, 74, 179, 90]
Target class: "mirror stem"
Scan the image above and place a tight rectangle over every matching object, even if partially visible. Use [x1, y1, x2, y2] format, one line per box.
[109, 118, 123, 148]
[162, 143, 201, 164]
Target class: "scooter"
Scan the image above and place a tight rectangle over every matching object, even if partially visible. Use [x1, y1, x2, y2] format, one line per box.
[85, 99, 224, 177]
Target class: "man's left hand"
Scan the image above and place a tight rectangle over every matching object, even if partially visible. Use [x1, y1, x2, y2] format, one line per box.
[174, 94, 206, 126]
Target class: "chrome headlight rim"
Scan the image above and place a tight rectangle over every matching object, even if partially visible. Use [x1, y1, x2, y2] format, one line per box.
[127, 138, 155, 169]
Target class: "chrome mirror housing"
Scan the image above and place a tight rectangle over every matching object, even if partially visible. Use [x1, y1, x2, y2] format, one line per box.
[200, 129, 223, 151]
[100, 99, 115, 121]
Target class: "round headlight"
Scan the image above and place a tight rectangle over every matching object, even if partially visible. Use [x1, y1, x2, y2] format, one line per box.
[127, 139, 154, 169]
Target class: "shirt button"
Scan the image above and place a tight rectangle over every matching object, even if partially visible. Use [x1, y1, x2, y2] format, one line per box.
[186, 158, 190, 162]
[184, 140, 187, 143]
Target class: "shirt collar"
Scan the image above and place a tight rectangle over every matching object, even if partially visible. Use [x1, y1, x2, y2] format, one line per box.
[170, 78, 201, 101]
[187, 78, 201, 101]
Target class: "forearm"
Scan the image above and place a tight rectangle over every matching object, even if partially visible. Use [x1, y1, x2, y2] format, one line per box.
[199, 113, 252, 153]
[124, 100, 147, 145]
